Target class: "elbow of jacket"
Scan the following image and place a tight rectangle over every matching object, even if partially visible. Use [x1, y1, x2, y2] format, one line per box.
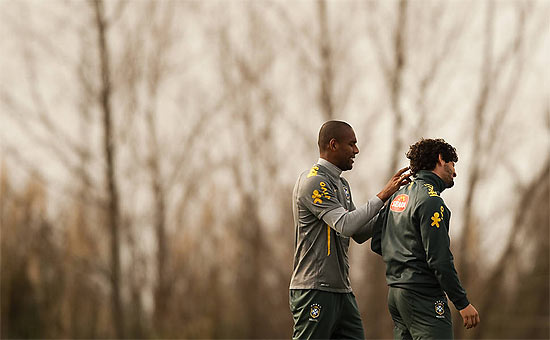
[428, 261, 451, 275]
[334, 217, 354, 238]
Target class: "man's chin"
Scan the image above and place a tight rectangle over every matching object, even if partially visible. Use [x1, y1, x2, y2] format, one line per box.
[446, 180, 454, 188]
[338, 159, 354, 171]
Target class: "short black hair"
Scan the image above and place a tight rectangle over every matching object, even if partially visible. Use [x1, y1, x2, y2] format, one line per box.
[318, 120, 353, 152]
[406, 138, 458, 175]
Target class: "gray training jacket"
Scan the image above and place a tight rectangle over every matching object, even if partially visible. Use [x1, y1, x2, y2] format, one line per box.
[290, 159, 382, 293]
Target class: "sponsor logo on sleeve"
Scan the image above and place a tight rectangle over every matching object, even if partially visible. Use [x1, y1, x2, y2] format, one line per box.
[431, 212, 441, 228]
[390, 194, 409, 212]
[312, 182, 331, 204]
[312, 190, 323, 204]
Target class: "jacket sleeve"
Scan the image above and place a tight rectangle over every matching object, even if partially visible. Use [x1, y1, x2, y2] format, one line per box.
[298, 174, 343, 219]
[300, 174, 385, 238]
[417, 196, 470, 310]
[370, 202, 390, 255]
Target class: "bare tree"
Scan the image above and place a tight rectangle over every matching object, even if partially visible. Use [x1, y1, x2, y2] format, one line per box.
[409, 3, 464, 138]
[317, 0, 335, 120]
[1, 1, 548, 339]
[91, 1, 124, 337]
[134, 2, 176, 331]
[214, 2, 289, 336]
[473, 155, 549, 338]
[457, 0, 530, 291]
[268, 0, 363, 144]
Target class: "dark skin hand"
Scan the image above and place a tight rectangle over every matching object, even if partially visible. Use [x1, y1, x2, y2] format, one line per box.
[460, 304, 480, 329]
[377, 167, 412, 202]
[319, 126, 411, 202]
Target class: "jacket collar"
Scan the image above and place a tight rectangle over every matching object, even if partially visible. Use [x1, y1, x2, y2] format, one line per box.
[318, 158, 342, 179]
[415, 170, 447, 194]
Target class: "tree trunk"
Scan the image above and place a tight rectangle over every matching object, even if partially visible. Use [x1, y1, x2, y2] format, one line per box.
[387, 0, 407, 175]
[93, 1, 125, 337]
[317, 0, 335, 120]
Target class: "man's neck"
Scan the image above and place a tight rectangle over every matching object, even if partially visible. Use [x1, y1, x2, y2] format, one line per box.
[318, 157, 342, 177]
[416, 170, 446, 193]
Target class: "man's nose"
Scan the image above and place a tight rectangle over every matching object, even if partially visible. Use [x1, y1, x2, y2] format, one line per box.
[354, 146, 359, 154]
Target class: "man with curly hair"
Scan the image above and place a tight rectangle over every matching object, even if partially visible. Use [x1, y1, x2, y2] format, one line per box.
[371, 138, 480, 339]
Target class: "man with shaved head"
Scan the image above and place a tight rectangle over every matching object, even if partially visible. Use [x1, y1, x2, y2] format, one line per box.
[289, 120, 411, 339]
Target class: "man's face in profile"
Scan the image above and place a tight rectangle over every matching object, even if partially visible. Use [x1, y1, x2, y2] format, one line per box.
[333, 128, 359, 171]
[442, 161, 456, 188]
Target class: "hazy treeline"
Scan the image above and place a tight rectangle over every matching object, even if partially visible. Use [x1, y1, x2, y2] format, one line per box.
[1, 1, 548, 338]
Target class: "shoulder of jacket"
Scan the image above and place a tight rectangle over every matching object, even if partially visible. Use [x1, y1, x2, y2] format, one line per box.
[417, 194, 445, 210]
[300, 167, 331, 189]
[304, 164, 324, 178]
[414, 179, 441, 197]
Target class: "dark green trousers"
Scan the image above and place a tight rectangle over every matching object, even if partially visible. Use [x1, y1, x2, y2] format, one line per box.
[388, 287, 453, 340]
[289, 289, 365, 340]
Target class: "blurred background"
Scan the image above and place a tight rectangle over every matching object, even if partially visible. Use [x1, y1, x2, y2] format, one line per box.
[0, 0, 548, 339]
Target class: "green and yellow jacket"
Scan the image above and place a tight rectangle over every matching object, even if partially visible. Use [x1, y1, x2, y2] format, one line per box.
[371, 170, 469, 310]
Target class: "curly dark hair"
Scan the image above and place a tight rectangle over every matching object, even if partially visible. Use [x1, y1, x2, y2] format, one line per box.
[406, 138, 458, 175]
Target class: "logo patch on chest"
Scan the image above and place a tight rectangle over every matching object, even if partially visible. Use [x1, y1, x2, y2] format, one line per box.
[390, 194, 409, 212]
[343, 186, 350, 204]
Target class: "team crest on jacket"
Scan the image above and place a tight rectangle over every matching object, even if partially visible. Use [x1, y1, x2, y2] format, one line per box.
[434, 300, 445, 318]
[343, 186, 350, 202]
[390, 194, 409, 212]
[310, 303, 321, 320]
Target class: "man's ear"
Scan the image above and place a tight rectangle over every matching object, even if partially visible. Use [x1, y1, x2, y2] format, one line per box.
[438, 154, 445, 166]
[329, 138, 337, 151]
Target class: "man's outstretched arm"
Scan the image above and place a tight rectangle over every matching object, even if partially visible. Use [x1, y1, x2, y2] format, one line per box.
[323, 167, 411, 240]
